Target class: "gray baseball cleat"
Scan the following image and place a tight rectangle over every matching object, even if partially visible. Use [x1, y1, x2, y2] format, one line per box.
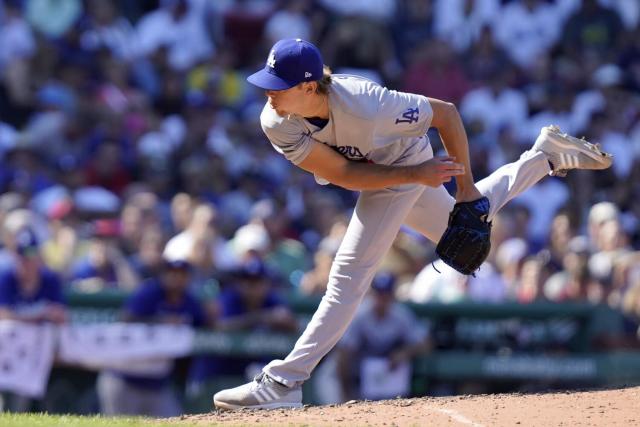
[213, 372, 303, 410]
[533, 125, 613, 177]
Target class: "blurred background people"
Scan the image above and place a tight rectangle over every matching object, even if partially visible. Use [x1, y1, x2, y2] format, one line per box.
[187, 258, 297, 394]
[96, 257, 210, 417]
[0, 227, 67, 324]
[69, 219, 140, 292]
[335, 272, 430, 402]
[0, 227, 67, 412]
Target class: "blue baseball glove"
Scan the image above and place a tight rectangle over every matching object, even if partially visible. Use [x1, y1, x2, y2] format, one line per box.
[435, 197, 492, 275]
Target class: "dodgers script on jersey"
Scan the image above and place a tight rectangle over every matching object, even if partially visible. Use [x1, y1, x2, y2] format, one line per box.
[259, 75, 434, 184]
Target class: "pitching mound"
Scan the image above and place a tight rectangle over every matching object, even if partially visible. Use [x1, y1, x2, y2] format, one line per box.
[174, 386, 639, 426]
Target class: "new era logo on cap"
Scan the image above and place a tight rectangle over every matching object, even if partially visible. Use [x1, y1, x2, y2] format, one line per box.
[247, 38, 324, 91]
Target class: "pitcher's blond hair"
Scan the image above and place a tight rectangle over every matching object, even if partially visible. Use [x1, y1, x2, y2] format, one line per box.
[316, 65, 332, 95]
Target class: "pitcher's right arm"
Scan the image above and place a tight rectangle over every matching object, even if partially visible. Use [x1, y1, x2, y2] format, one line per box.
[297, 142, 464, 191]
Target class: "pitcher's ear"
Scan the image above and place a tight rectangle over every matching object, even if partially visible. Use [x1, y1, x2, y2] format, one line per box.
[304, 81, 317, 94]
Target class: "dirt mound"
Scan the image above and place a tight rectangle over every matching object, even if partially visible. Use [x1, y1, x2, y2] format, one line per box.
[174, 386, 640, 426]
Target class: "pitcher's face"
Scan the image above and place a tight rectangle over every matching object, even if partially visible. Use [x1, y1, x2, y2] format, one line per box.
[265, 82, 317, 117]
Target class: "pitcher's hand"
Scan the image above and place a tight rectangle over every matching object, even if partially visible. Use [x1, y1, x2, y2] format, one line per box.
[415, 156, 465, 187]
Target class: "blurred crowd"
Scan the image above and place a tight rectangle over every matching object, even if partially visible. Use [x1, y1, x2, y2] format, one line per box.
[1, 0, 640, 414]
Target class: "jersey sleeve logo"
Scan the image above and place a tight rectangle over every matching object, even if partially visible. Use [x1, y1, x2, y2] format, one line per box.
[395, 107, 419, 124]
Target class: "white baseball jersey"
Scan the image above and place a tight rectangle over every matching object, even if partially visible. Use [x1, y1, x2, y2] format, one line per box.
[260, 74, 434, 183]
[258, 75, 551, 388]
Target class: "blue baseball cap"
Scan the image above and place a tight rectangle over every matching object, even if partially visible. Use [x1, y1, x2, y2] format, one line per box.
[163, 258, 191, 271]
[234, 258, 270, 281]
[371, 272, 396, 293]
[247, 38, 323, 91]
[15, 228, 39, 257]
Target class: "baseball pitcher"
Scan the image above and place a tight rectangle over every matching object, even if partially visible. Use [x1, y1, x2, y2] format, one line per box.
[213, 39, 612, 410]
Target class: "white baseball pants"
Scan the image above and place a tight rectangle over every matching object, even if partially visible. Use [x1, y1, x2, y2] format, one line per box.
[263, 148, 550, 387]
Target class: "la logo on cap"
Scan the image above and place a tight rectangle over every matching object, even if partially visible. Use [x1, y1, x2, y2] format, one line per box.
[267, 50, 276, 68]
[305, 72, 312, 78]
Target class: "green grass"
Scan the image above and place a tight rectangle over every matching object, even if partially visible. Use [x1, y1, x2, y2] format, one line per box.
[0, 413, 196, 427]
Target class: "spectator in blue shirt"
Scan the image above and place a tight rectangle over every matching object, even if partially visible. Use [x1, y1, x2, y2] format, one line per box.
[214, 258, 296, 334]
[0, 227, 67, 324]
[69, 219, 140, 292]
[188, 257, 297, 392]
[96, 257, 210, 417]
[0, 227, 67, 412]
[121, 259, 206, 326]
[336, 272, 431, 402]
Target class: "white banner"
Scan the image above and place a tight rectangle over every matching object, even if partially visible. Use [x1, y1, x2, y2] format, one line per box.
[0, 322, 196, 394]
[58, 323, 195, 376]
[0, 320, 56, 397]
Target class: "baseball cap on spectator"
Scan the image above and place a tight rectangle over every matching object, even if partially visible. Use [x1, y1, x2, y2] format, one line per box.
[15, 228, 39, 257]
[592, 64, 623, 88]
[29, 185, 70, 217]
[231, 223, 271, 257]
[588, 202, 619, 226]
[137, 131, 175, 160]
[247, 38, 323, 90]
[567, 235, 590, 255]
[164, 258, 192, 271]
[91, 219, 121, 238]
[495, 238, 528, 271]
[37, 84, 76, 112]
[250, 199, 276, 221]
[371, 271, 396, 293]
[48, 199, 74, 220]
[74, 187, 121, 214]
[234, 258, 269, 281]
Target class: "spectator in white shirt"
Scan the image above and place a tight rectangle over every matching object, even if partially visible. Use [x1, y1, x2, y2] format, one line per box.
[80, 0, 138, 61]
[492, 0, 563, 69]
[135, 0, 213, 71]
[433, 0, 499, 53]
[460, 67, 528, 141]
[264, 0, 312, 45]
